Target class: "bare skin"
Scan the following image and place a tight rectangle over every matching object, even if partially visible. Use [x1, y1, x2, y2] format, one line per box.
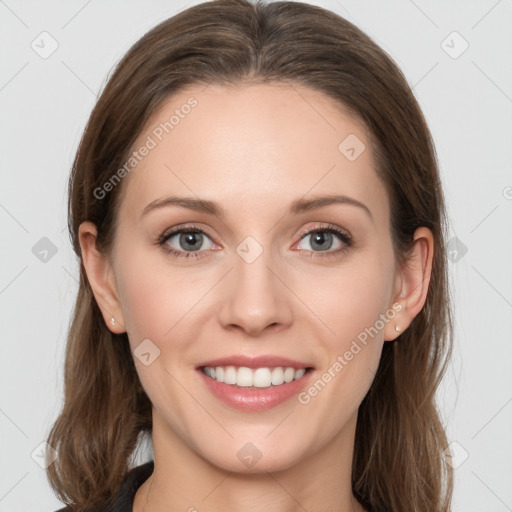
[79, 82, 433, 512]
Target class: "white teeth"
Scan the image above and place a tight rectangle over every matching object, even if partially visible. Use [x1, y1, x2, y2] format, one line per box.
[224, 366, 237, 385]
[253, 368, 272, 388]
[294, 368, 306, 379]
[271, 367, 284, 385]
[202, 365, 309, 388]
[283, 367, 295, 383]
[237, 367, 253, 387]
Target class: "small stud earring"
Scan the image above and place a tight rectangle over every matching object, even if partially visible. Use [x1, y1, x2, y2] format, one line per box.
[395, 325, 401, 332]
[111, 317, 116, 326]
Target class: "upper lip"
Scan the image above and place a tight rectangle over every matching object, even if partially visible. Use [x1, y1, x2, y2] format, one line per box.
[197, 355, 315, 370]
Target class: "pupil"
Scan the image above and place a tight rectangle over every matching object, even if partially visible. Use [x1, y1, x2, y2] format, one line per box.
[181, 232, 202, 251]
[311, 231, 332, 251]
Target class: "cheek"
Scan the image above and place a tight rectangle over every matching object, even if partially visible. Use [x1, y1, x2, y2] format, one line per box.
[304, 250, 395, 410]
[309, 250, 395, 349]
[115, 250, 198, 404]
[119, 275, 168, 342]
[295, 254, 394, 435]
[115, 245, 216, 357]
[114, 245, 182, 344]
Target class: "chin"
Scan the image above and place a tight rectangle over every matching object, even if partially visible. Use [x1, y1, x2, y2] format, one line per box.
[195, 437, 308, 475]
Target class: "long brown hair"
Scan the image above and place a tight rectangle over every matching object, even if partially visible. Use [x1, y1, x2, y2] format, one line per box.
[46, 1, 454, 510]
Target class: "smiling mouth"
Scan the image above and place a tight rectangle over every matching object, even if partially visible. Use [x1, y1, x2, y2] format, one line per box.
[200, 365, 314, 389]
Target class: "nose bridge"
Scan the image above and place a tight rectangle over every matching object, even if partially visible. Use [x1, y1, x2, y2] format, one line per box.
[217, 234, 293, 335]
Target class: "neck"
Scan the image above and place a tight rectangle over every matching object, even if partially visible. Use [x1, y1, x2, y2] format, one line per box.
[134, 409, 366, 512]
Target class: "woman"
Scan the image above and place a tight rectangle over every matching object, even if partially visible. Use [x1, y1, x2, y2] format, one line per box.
[47, 0, 454, 510]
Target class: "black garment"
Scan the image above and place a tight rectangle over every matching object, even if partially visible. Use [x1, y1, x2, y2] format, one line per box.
[53, 460, 154, 512]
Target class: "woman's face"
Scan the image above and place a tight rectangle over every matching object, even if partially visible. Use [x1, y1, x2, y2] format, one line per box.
[92, 83, 404, 473]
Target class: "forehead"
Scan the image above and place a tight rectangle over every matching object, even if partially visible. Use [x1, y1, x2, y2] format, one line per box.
[117, 82, 389, 226]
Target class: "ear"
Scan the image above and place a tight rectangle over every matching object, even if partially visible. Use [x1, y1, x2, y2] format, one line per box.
[384, 227, 434, 342]
[78, 221, 126, 333]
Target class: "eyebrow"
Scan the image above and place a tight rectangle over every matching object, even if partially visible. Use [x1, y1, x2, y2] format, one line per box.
[141, 194, 373, 222]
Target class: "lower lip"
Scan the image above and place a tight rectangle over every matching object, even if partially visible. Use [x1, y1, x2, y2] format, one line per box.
[197, 368, 315, 411]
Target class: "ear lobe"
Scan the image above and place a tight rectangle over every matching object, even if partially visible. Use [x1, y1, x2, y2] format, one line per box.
[384, 227, 434, 341]
[78, 221, 126, 333]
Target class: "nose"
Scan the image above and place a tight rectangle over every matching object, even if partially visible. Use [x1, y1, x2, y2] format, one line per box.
[217, 247, 294, 338]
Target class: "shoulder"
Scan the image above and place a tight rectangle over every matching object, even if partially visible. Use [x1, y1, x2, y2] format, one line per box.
[52, 460, 154, 512]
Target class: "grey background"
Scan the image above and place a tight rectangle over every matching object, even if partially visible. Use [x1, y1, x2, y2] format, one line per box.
[1, 1, 511, 511]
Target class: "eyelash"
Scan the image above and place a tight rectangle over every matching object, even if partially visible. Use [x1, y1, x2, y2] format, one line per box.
[157, 223, 353, 260]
